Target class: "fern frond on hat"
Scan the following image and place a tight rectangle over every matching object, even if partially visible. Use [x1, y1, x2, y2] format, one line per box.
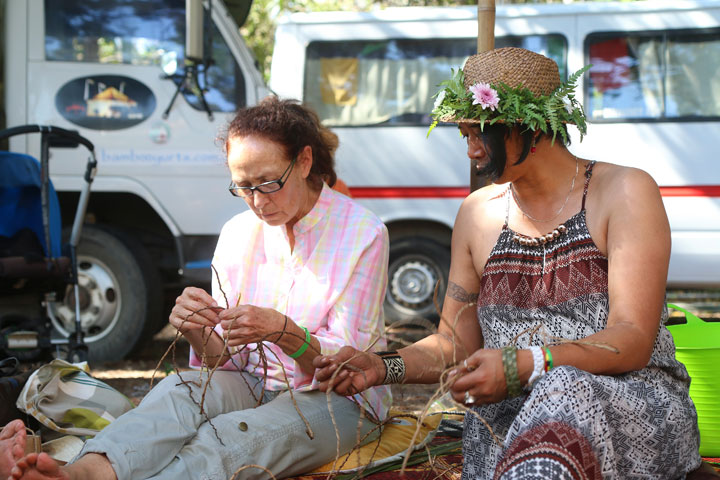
[428, 47, 590, 145]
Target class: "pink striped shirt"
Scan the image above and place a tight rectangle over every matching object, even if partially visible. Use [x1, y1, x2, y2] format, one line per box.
[190, 184, 392, 421]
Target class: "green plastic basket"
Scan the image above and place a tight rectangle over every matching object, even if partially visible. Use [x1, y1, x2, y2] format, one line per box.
[667, 303, 720, 457]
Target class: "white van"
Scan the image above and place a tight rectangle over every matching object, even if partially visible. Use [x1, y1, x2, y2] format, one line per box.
[270, 0, 720, 321]
[3, 0, 268, 361]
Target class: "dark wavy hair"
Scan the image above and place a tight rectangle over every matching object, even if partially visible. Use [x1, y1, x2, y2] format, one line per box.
[472, 123, 570, 180]
[221, 96, 338, 190]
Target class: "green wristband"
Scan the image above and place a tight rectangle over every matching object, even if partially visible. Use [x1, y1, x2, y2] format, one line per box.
[543, 346, 554, 372]
[289, 326, 311, 359]
[502, 345, 523, 398]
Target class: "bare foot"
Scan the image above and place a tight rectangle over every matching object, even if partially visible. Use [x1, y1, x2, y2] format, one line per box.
[10, 453, 69, 480]
[0, 420, 26, 479]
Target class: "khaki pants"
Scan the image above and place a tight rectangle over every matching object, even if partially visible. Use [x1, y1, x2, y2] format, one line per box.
[78, 371, 377, 480]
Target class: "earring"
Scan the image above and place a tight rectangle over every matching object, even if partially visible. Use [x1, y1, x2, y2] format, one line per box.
[530, 137, 537, 154]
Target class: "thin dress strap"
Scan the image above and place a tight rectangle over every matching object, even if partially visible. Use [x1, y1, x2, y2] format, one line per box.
[581, 161, 596, 211]
[504, 185, 511, 228]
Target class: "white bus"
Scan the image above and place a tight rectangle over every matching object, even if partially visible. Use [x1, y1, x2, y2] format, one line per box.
[270, 0, 720, 322]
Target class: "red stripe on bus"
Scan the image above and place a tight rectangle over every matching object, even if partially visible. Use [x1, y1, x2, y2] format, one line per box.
[349, 186, 470, 198]
[348, 185, 720, 199]
[659, 186, 720, 197]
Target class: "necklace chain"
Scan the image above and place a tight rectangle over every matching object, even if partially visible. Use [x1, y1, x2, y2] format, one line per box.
[510, 156, 579, 223]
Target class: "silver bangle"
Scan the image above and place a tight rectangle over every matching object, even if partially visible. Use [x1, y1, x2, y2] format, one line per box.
[374, 351, 406, 384]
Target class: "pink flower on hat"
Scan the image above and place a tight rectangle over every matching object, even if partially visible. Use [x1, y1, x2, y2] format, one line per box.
[469, 82, 499, 111]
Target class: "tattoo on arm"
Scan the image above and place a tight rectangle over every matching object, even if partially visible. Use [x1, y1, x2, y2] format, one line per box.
[447, 281, 478, 304]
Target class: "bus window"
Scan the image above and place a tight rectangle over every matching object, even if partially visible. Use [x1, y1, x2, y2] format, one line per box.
[45, 0, 245, 112]
[586, 29, 720, 121]
[304, 34, 567, 127]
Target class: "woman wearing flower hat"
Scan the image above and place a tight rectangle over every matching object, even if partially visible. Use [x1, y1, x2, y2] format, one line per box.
[315, 47, 701, 478]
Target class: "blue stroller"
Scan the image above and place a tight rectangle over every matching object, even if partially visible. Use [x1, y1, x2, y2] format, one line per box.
[0, 125, 97, 362]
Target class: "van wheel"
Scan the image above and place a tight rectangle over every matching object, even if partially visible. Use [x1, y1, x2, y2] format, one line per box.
[50, 225, 161, 363]
[384, 238, 450, 326]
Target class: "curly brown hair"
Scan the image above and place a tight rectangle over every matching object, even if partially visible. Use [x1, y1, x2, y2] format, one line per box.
[221, 96, 338, 190]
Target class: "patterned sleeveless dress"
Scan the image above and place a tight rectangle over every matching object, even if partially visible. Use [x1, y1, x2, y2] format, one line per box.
[462, 162, 701, 479]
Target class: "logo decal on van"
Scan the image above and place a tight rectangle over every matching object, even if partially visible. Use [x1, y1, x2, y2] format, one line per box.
[55, 75, 156, 130]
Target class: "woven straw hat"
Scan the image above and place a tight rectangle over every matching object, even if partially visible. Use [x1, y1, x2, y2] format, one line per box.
[440, 47, 562, 124]
[430, 47, 587, 141]
[463, 47, 560, 97]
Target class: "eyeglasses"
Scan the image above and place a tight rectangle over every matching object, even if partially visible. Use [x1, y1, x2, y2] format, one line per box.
[228, 156, 297, 198]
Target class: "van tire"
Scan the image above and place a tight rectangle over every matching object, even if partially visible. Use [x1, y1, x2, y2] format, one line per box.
[51, 225, 161, 363]
[384, 237, 450, 326]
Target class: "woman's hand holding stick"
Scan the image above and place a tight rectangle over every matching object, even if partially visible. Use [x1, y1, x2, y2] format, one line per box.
[314, 346, 386, 395]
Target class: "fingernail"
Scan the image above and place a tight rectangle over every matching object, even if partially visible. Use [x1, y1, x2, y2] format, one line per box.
[448, 369, 457, 377]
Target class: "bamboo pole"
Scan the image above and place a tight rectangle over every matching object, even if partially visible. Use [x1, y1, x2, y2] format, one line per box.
[471, 0, 496, 193]
[477, 0, 496, 54]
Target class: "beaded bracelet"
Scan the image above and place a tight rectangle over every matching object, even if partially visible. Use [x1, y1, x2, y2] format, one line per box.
[543, 346, 554, 372]
[288, 326, 311, 359]
[501, 346, 523, 398]
[374, 351, 406, 384]
[526, 346, 545, 388]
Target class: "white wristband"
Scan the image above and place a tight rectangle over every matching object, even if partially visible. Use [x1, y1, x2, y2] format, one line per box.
[526, 346, 545, 388]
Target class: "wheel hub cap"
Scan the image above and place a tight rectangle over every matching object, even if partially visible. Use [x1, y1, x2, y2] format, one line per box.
[390, 261, 436, 307]
[50, 256, 121, 342]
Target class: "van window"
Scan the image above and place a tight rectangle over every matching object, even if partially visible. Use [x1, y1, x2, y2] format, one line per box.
[586, 29, 720, 121]
[44, 0, 245, 112]
[182, 23, 247, 112]
[303, 34, 567, 127]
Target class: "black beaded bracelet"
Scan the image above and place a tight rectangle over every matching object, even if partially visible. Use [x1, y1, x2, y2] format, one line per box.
[502, 346, 523, 398]
[374, 351, 406, 385]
